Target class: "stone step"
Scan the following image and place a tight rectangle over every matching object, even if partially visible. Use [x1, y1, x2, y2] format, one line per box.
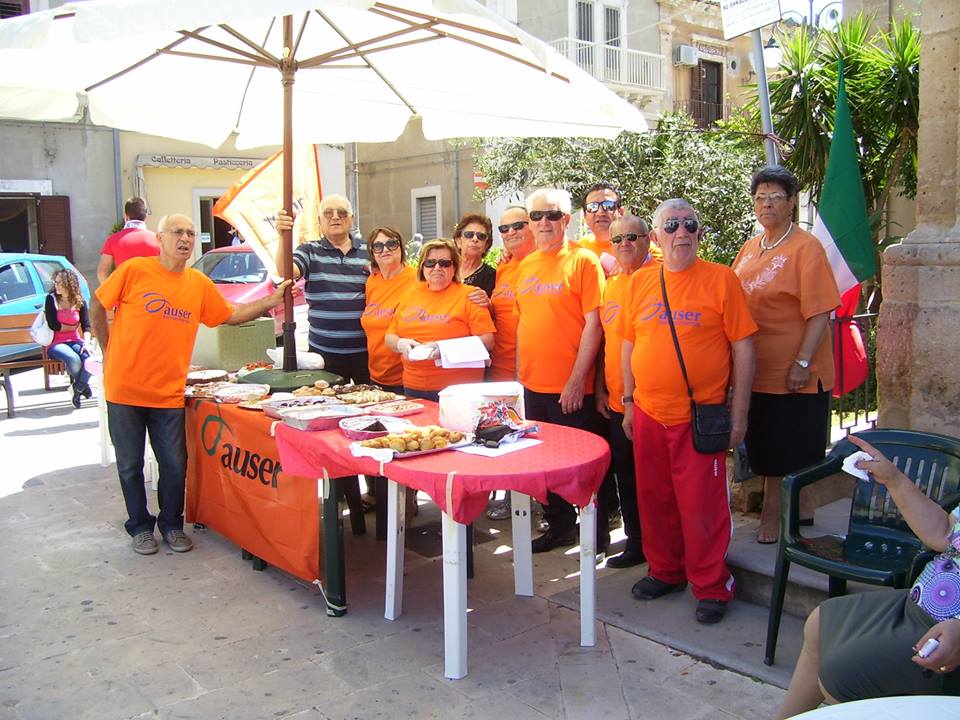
[727, 497, 878, 619]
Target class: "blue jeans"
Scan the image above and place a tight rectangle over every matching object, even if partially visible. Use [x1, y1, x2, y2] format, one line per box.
[107, 402, 186, 537]
[47, 341, 91, 390]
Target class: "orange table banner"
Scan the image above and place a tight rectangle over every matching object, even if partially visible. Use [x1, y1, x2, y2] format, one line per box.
[185, 399, 321, 582]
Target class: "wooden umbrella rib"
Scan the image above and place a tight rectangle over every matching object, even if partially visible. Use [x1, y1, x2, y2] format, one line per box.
[303, 11, 438, 66]
[85, 34, 191, 92]
[298, 34, 440, 68]
[372, 3, 522, 46]
[162, 50, 265, 67]
[292, 12, 310, 59]
[217, 23, 281, 65]
[312, 8, 417, 114]
[177, 27, 276, 66]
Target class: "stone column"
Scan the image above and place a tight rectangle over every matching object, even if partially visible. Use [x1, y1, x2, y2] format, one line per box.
[877, 0, 960, 436]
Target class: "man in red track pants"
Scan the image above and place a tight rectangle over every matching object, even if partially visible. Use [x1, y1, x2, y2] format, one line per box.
[619, 199, 756, 625]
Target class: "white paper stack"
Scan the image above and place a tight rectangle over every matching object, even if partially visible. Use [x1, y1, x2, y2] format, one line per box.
[435, 336, 489, 369]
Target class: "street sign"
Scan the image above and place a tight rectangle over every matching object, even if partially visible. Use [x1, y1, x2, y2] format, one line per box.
[719, 0, 783, 40]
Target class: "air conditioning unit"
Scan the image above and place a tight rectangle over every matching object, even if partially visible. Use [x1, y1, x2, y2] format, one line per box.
[674, 44, 699, 66]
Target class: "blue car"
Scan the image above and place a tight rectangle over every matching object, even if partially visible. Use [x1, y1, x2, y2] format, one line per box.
[0, 252, 91, 362]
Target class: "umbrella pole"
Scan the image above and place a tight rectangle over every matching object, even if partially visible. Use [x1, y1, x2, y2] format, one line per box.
[281, 14, 297, 372]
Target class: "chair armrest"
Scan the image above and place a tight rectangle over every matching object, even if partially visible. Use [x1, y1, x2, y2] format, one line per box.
[908, 549, 935, 585]
[780, 455, 844, 545]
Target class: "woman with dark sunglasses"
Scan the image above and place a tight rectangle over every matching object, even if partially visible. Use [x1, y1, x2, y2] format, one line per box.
[385, 239, 495, 401]
[452, 213, 496, 297]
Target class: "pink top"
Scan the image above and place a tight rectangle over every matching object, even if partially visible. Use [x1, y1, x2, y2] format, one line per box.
[101, 227, 160, 267]
[51, 307, 81, 346]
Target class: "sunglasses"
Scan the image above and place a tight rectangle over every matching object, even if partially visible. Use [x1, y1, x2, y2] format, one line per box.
[611, 233, 648, 244]
[423, 258, 453, 269]
[460, 230, 488, 241]
[498, 221, 528, 234]
[371, 239, 401, 253]
[662, 218, 700, 234]
[322, 208, 350, 219]
[753, 192, 788, 204]
[529, 210, 564, 222]
[585, 199, 620, 213]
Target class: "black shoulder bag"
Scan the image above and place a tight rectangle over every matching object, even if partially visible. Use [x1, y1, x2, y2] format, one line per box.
[659, 267, 731, 454]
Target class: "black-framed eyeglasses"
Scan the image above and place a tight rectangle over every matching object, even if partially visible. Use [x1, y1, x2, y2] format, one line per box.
[585, 199, 619, 213]
[498, 221, 528, 234]
[371, 239, 401, 253]
[662, 218, 700, 234]
[611, 233, 648, 244]
[162, 228, 197, 239]
[322, 208, 350, 219]
[529, 210, 564, 222]
[460, 230, 488, 241]
[423, 258, 453, 269]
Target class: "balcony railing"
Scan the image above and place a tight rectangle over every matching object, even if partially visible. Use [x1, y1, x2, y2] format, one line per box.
[673, 99, 730, 128]
[548, 38, 665, 92]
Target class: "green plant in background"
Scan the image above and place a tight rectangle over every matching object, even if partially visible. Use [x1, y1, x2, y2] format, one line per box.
[763, 12, 920, 289]
[110, 220, 124, 235]
[473, 112, 764, 265]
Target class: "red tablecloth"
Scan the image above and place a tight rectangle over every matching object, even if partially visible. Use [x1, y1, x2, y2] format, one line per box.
[274, 402, 610, 525]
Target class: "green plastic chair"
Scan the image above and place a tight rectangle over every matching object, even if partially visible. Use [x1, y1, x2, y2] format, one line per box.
[764, 428, 960, 666]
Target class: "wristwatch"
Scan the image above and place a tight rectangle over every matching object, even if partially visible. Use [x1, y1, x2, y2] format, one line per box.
[794, 358, 810, 369]
[621, 396, 634, 404]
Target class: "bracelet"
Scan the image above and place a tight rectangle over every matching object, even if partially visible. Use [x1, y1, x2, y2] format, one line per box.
[621, 396, 634, 404]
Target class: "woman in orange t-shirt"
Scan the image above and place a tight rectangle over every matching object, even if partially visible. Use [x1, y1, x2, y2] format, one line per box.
[733, 166, 841, 544]
[386, 239, 495, 401]
[361, 227, 416, 393]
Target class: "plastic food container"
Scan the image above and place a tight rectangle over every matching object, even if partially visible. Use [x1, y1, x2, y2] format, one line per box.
[278, 404, 365, 431]
[261, 395, 344, 419]
[212, 383, 271, 404]
[338, 415, 413, 440]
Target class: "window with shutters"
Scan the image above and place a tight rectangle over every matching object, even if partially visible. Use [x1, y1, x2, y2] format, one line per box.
[0, 1, 29, 20]
[410, 185, 442, 242]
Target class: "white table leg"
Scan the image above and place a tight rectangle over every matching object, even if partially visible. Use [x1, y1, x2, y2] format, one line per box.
[510, 491, 533, 597]
[579, 496, 597, 647]
[441, 512, 468, 679]
[97, 375, 113, 467]
[384, 480, 406, 621]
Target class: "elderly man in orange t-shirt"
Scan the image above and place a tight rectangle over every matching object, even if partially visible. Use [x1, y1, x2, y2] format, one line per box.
[619, 199, 756, 625]
[91, 214, 289, 557]
[514, 188, 609, 553]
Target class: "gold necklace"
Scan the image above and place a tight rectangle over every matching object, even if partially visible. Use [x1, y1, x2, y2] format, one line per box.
[760, 222, 793, 252]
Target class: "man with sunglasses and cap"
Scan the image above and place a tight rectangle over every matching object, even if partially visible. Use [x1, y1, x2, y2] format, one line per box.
[275, 194, 370, 385]
[515, 188, 609, 553]
[619, 199, 756, 624]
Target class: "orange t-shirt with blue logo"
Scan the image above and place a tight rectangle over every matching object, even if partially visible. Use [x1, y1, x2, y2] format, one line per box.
[361, 265, 416, 387]
[387, 281, 497, 391]
[514, 242, 604, 394]
[619, 259, 757, 425]
[95, 256, 234, 408]
[488, 258, 525, 382]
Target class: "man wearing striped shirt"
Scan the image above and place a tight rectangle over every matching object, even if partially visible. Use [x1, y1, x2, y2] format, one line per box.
[277, 194, 370, 384]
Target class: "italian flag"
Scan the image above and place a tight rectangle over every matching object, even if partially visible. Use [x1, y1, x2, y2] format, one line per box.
[810, 60, 877, 396]
[811, 60, 877, 294]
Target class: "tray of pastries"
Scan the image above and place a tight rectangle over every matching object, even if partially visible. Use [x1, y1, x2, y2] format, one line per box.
[261, 394, 344, 418]
[356, 425, 469, 457]
[365, 400, 425, 417]
[278, 404, 366, 431]
[339, 415, 414, 440]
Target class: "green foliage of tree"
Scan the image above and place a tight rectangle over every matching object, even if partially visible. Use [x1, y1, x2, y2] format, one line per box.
[473, 112, 764, 266]
[764, 13, 920, 214]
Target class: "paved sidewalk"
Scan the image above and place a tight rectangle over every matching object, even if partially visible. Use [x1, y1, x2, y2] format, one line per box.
[0, 369, 785, 720]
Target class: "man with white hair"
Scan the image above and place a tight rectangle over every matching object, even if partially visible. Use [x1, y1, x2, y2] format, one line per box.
[620, 198, 756, 624]
[515, 188, 609, 553]
[91, 214, 289, 556]
[276, 194, 370, 383]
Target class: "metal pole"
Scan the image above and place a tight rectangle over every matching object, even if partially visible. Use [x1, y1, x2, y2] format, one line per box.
[281, 15, 297, 372]
[752, 29, 780, 166]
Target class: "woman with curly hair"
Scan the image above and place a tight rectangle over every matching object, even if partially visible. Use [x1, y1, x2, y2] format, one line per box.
[44, 268, 93, 408]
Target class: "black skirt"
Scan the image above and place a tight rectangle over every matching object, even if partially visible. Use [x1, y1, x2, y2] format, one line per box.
[744, 389, 830, 477]
[819, 589, 959, 701]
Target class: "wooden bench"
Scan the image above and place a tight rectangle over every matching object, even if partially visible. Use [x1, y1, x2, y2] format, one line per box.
[0, 313, 67, 418]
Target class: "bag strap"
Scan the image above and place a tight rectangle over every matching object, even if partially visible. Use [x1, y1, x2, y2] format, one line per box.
[659, 266, 694, 401]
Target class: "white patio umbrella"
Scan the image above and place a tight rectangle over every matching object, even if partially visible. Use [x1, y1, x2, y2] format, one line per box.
[0, 0, 648, 368]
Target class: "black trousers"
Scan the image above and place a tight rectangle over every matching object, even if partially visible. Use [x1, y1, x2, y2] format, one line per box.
[609, 410, 642, 553]
[523, 388, 609, 541]
[321, 350, 370, 385]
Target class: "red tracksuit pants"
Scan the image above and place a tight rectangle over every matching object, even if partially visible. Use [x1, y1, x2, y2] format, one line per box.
[631, 407, 735, 601]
